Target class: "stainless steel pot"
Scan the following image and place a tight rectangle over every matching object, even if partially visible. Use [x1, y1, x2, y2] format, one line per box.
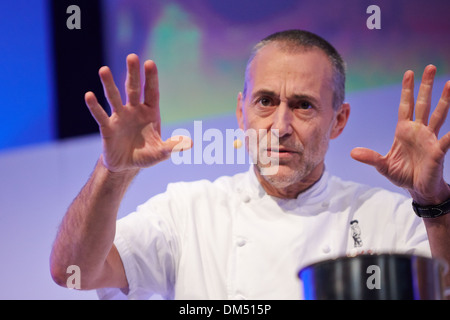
[298, 253, 448, 300]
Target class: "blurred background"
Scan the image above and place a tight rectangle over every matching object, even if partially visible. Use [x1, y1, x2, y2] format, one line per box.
[0, 0, 449, 299]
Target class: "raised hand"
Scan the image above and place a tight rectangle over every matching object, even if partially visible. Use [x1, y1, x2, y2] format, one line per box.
[351, 65, 450, 205]
[84, 54, 192, 173]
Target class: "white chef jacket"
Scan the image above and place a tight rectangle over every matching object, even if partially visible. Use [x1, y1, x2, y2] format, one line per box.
[97, 166, 430, 300]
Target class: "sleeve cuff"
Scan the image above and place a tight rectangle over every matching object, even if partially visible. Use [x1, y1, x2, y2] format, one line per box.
[96, 233, 141, 300]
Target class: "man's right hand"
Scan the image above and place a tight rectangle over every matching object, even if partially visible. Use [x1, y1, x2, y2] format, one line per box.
[85, 53, 192, 173]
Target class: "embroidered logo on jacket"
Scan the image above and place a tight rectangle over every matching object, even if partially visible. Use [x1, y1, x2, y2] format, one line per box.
[350, 220, 363, 248]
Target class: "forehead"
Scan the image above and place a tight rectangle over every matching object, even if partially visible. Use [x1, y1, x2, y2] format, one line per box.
[247, 44, 334, 100]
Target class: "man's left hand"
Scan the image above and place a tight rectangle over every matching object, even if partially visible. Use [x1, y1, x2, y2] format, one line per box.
[351, 65, 450, 206]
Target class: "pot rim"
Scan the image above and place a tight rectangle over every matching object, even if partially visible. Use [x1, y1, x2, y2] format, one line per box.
[298, 252, 445, 277]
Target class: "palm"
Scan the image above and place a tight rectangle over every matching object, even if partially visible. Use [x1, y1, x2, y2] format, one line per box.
[379, 121, 444, 192]
[85, 54, 191, 172]
[351, 65, 450, 205]
[100, 103, 164, 171]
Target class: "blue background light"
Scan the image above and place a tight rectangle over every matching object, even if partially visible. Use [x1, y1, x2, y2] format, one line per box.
[0, 0, 54, 151]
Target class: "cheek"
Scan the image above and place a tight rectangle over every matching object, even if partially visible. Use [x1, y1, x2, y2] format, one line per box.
[313, 128, 332, 154]
[299, 124, 332, 153]
[246, 112, 273, 131]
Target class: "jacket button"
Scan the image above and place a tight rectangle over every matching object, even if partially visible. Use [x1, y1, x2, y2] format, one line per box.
[236, 238, 247, 247]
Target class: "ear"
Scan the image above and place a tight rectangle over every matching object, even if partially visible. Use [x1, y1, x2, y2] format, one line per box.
[236, 92, 245, 130]
[330, 102, 350, 139]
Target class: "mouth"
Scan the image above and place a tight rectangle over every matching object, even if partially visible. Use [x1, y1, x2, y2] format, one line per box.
[265, 147, 299, 159]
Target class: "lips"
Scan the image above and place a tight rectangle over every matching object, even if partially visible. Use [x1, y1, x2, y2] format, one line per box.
[267, 147, 298, 153]
[264, 147, 299, 158]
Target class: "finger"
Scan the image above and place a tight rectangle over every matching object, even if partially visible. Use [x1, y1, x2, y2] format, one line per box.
[85, 91, 109, 126]
[99, 66, 123, 114]
[350, 147, 384, 169]
[415, 65, 436, 125]
[143, 60, 159, 108]
[429, 80, 450, 136]
[164, 135, 193, 153]
[125, 53, 141, 106]
[398, 70, 415, 121]
[439, 131, 450, 154]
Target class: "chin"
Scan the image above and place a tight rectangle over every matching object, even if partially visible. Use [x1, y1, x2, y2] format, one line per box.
[259, 164, 307, 188]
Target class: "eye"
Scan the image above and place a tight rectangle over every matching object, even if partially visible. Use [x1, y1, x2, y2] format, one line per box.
[295, 101, 313, 110]
[258, 97, 273, 107]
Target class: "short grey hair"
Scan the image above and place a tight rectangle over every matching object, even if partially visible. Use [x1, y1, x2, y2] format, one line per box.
[243, 29, 346, 110]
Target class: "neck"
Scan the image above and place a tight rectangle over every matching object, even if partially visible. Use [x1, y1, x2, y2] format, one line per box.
[254, 163, 325, 199]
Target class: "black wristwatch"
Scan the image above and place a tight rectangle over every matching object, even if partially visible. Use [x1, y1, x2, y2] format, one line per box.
[412, 198, 450, 218]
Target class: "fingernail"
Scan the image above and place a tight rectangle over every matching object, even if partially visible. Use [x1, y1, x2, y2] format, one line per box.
[428, 64, 436, 74]
[404, 70, 413, 83]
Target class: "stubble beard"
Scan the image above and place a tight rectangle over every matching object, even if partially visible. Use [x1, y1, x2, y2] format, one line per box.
[256, 135, 330, 189]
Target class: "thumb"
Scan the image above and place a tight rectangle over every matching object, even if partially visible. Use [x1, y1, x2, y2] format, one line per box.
[163, 135, 193, 153]
[350, 147, 383, 168]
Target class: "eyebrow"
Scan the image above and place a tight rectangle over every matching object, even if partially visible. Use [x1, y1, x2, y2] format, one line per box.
[251, 89, 321, 106]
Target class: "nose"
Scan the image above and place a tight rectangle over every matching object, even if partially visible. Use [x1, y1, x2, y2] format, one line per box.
[271, 102, 293, 138]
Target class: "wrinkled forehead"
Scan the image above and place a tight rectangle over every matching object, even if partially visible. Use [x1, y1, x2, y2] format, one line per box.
[247, 44, 334, 100]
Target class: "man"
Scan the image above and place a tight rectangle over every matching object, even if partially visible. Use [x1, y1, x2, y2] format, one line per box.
[50, 30, 450, 299]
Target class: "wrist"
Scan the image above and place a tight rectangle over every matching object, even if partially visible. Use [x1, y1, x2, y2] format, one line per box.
[412, 197, 450, 219]
[98, 154, 140, 177]
[97, 155, 140, 182]
[408, 183, 450, 206]
[409, 183, 450, 219]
